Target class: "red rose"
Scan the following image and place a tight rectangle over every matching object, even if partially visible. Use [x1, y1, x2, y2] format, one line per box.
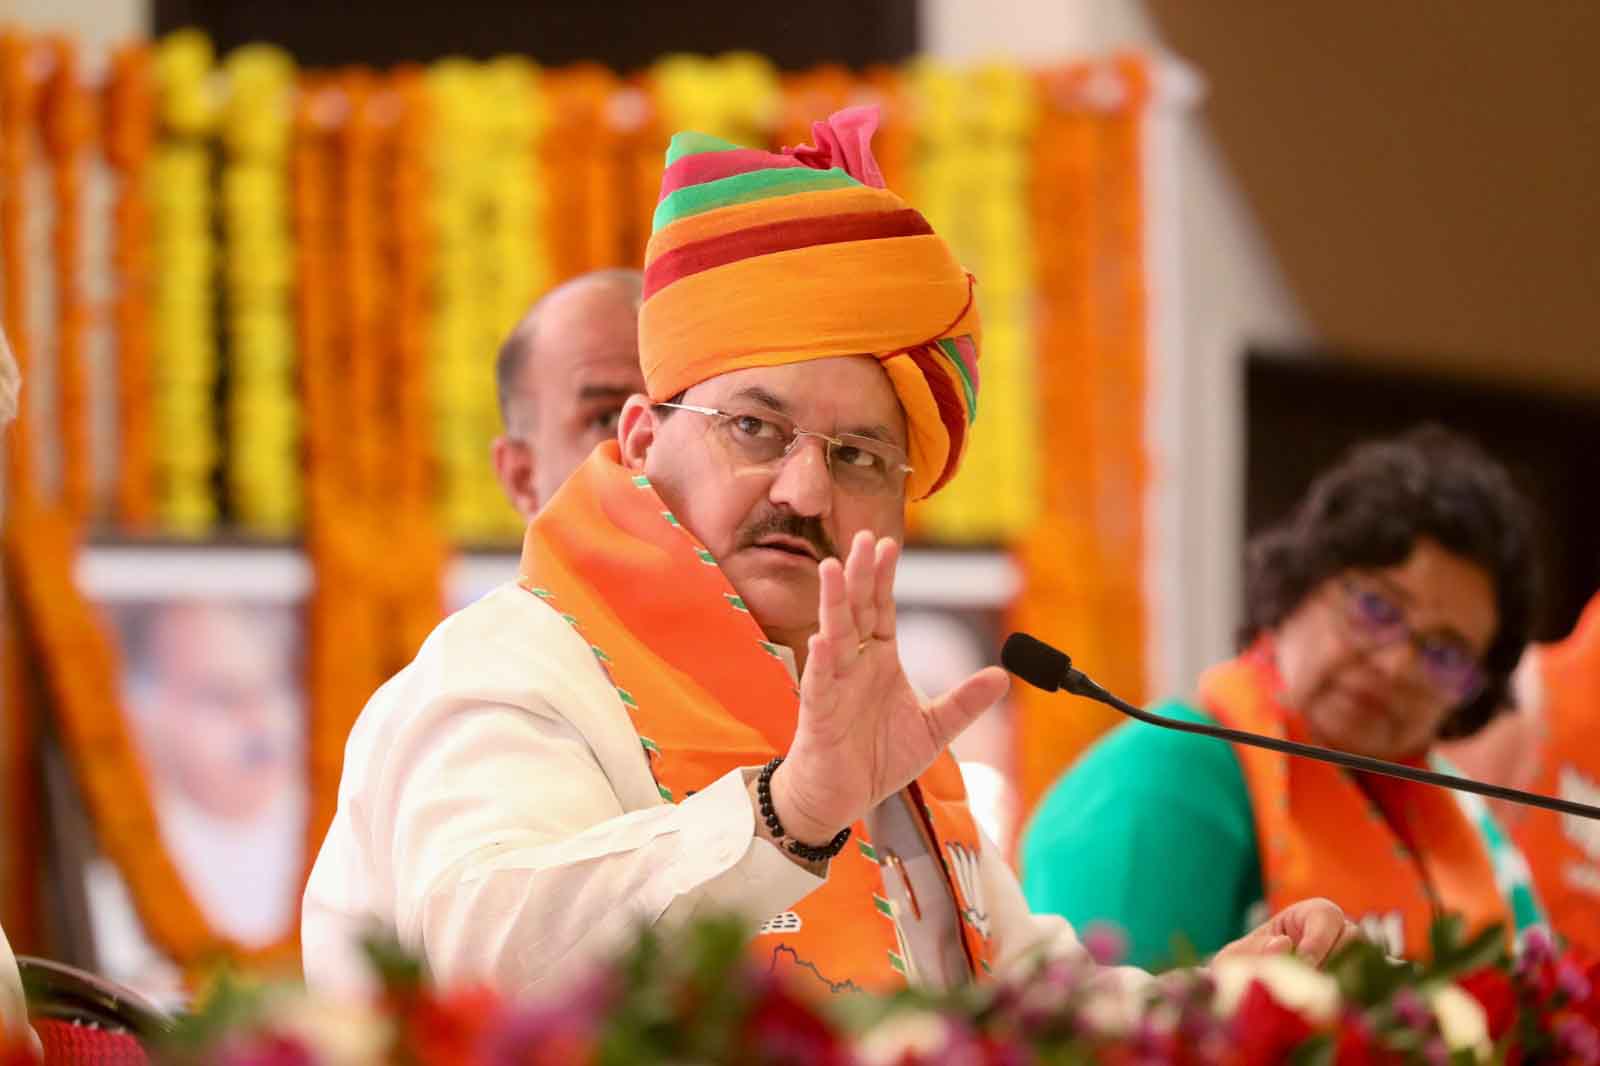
[406, 984, 507, 1066]
[1460, 968, 1519, 1040]
[1333, 1013, 1404, 1066]
[1230, 981, 1318, 1065]
[738, 979, 850, 1066]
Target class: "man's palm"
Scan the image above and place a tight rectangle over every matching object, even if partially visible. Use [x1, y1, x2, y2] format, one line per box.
[773, 532, 1009, 844]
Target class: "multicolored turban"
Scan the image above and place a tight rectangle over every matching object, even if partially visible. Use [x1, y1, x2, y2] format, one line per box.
[639, 106, 980, 500]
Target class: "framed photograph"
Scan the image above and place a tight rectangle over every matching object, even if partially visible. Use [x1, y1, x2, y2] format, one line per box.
[69, 544, 311, 1002]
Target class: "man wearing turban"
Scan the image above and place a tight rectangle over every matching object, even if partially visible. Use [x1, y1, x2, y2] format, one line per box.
[302, 109, 1355, 997]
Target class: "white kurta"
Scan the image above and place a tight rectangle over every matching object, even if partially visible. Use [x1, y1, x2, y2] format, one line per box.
[301, 583, 1134, 999]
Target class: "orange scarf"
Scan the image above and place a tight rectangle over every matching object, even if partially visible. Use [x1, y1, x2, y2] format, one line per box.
[1513, 594, 1600, 954]
[1199, 646, 1512, 958]
[517, 443, 992, 993]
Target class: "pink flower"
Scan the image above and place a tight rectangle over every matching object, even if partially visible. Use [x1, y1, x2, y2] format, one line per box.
[1556, 1015, 1600, 1066]
[1390, 988, 1432, 1031]
[1559, 960, 1594, 1003]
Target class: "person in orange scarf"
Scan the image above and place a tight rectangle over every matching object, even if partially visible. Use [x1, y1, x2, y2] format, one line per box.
[1445, 589, 1600, 954]
[1023, 426, 1543, 968]
[302, 108, 1356, 999]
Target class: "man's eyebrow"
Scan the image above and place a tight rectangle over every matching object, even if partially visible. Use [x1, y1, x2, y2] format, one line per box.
[576, 384, 637, 402]
[728, 386, 789, 413]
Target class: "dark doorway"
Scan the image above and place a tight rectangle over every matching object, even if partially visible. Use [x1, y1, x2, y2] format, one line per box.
[1246, 351, 1600, 642]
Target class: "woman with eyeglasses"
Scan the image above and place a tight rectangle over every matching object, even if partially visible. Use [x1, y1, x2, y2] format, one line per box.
[1020, 425, 1544, 967]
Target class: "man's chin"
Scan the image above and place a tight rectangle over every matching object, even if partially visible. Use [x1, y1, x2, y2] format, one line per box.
[729, 569, 820, 637]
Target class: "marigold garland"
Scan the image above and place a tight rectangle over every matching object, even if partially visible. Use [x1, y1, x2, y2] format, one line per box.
[41, 36, 93, 526]
[105, 43, 157, 530]
[425, 58, 551, 543]
[1011, 56, 1152, 821]
[907, 62, 1039, 545]
[221, 44, 299, 535]
[295, 77, 382, 881]
[0, 29, 42, 952]
[151, 30, 219, 535]
[374, 68, 447, 667]
[542, 65, 625, 276]
[1, 32, 37, 500]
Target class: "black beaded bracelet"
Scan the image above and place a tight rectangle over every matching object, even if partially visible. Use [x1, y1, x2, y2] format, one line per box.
[756, 756, 852, 862]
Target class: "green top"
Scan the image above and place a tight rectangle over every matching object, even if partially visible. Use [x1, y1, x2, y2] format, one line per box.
[1019, 701, 1546, 971]
[1020, 702, 1260, 969]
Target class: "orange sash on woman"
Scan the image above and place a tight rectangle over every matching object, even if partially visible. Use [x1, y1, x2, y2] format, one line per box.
[517, 443, 993, 994]
[1199, 646, 1512, 957]
[1512, 594, 1600, 953]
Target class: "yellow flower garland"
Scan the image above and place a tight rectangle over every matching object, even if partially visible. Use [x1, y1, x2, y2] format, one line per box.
[426, 58, 549, 543]
[221, 44, 299, 536]
[152, 30, 219, 536]
[905, 61, 1039, 545]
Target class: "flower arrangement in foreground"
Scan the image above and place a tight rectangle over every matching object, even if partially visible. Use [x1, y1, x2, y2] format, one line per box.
[33, 915, 1599, 1066]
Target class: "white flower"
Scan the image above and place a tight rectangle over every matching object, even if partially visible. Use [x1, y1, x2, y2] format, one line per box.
[855, 1010, 953, 1066]
[1427, 983, 1492, 1062]
[1211, 955, 1341, 1024]
[258, 990, 393, 1066]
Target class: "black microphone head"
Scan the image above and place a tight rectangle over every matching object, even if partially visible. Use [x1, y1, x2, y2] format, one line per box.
[1001, 632, 1069, 693]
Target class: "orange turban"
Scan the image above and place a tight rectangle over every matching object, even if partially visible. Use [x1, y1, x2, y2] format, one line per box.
[639, 107, 980, 500]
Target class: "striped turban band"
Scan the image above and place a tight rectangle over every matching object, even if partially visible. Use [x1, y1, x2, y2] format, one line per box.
[639, 106, 980, 500]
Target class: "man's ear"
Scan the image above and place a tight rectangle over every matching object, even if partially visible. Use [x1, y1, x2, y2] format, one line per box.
[617, 394, 658, 471]
[490, 434, 540, 520]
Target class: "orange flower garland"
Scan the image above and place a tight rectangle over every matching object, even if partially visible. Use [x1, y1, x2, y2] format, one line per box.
[105, 43, 157, 531]
[296, 78, 383, 880]
[0, 32, 37, 499]
[41, 37, 93, 526]
[542, 64, 625, 277]
[0, 30, 42, 952]
[1010, 56, 1152, 821]
[5, 502, 302, 975]
[375, 68, 446, 666]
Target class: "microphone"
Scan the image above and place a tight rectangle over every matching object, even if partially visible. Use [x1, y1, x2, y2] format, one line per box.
[1001, 631, 1600, 822]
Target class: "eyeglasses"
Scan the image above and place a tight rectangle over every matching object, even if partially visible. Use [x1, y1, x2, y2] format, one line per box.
[1333, 577, 1487, 705]
[654, 402, 913, 498]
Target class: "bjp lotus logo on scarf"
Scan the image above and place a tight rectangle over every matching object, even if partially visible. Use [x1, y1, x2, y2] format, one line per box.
[946, 843, 990, 940]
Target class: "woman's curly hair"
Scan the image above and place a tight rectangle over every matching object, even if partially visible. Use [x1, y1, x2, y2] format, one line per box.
[1239, 424, 1538, 739]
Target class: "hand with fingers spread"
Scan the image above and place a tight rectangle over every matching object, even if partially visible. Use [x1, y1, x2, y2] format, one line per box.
[766, 530, 1011, 851]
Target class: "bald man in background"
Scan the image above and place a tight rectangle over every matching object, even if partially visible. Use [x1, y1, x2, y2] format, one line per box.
[490, 269, 646, 518]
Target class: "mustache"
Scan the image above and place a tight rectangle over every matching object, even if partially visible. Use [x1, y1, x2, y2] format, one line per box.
[738, 510, 838, 561]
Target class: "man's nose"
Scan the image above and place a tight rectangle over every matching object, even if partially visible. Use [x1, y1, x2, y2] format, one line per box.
[767, 435, 833, 518]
